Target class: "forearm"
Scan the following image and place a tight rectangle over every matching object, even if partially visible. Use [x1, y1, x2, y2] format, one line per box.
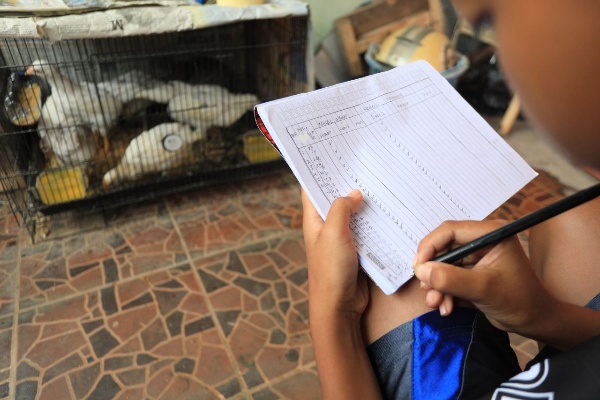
[525, 300, 600, 351]
[310, 309, 382, 400]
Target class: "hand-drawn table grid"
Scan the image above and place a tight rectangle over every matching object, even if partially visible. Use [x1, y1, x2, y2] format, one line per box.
[277, 68, 526, 286]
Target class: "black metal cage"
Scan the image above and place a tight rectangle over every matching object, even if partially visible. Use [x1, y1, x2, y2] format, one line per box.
[0, 16, 310, 240]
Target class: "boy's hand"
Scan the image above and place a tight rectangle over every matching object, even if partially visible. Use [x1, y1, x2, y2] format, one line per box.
[413, 220, 557, 334]
[302, 189, 384, 399]
[302, 189, 369, 321]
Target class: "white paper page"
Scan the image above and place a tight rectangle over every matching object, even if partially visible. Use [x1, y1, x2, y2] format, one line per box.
[256, 60, 537, 294]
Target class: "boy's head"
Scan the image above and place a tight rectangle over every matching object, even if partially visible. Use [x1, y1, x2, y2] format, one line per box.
[454, 0, 600, 170]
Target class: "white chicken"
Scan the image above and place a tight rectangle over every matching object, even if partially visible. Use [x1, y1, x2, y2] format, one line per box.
[28, 60, 123, 164]
[98, 70, 259, 136]
[167, 84, 258, 137]
[102, 122, 197, 187]
[97, 70, 188, 116]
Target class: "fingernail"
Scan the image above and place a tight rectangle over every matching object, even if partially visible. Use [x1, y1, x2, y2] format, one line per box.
[420, 280, 426, 289]
[440, 304, 448, 316]
[414, 263, 432, 283]
[425, 289, 437, 305]
[347, 189, 361, 197]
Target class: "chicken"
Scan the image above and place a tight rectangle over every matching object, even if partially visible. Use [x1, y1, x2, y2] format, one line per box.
[98, 68, 258, 134]
[167, 84, 258, 136]
[99, 71, 258, 134]
[98, 70, 259, 139]
[102, 122, 199, 187]
[97, 70, 187, 116]
[28, 60, 123, 162]
[37, 112, 96, 166]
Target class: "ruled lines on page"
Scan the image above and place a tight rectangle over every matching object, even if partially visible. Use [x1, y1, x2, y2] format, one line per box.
[256, 61, 537, 294]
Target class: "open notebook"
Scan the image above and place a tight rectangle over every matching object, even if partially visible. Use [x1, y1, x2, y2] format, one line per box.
[255, 60, 537, 294]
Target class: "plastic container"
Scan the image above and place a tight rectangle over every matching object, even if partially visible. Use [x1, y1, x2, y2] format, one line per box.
[243, 131, 281, 164]
[365, 43, 470, 88]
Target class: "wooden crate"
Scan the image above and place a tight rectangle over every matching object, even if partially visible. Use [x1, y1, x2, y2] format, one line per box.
[335, 0, 445, 77]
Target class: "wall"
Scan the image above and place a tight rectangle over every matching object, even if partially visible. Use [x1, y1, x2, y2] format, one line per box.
[304, 0, 367, 47]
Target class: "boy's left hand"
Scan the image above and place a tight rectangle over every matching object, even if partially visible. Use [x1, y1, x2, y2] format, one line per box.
[302, 189, 369, 321]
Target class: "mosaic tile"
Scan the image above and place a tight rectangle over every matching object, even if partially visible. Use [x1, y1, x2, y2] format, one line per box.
[169, 171, 303, 257]
[1, 208, 20, 242]
[0, 261, 16, 319]
[488, 170, 568, 256]
[103, 199, 170, 227]
[489, 170, 567, 221]
[583, 167, 600, 181]
[0, 207, 14, 399]
[0, 316, 12, 399]
[269, 370, 322, 399]
[195, 233, 316, 391]
[18, 213, 186, 310]
[14, 264, 240, 399]
[252, 387, 279, 400]
[0, 208, 18, 320]
[44, 211, 108, 243]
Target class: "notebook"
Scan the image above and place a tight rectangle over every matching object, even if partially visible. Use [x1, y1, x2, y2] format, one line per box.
[255, 60, 537, 294]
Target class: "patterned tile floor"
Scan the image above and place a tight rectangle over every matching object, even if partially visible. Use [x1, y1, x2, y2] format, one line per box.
[0, 164, 582, 399]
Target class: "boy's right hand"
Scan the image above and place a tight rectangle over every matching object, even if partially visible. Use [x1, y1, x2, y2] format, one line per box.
[413, 220, 558, 335]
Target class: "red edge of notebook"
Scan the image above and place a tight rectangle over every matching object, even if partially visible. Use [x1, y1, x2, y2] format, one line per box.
[254, 108, 284, 158]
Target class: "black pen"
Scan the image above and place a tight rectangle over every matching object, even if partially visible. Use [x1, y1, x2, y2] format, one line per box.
[432, 182, 600, 264]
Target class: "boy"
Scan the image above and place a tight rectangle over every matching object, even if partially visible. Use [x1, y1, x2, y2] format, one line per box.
[302, 0, 600, 398]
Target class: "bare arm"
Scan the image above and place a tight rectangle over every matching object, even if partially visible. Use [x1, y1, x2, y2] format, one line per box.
[310, 309, 382, 400]
[302, 189, 382, 399]
[522, 301, 600, 351]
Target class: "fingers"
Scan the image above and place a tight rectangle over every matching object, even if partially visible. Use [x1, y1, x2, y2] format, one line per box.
[440, 294, 454, 316]
[423, 288, 454, 316]
[425, 289, 443, 308]
[302, 188, 363, 249]
[414, 219, 531, 321]
[415, 261, 485, 303]
[415, 219, 507, 264]
[321, 190, 362, 237]
[301, 189, 324, 245]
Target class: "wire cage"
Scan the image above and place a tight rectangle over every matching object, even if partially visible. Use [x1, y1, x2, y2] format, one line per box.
[0, 15, 310, 240]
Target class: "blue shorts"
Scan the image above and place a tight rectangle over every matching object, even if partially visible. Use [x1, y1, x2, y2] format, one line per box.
[367, 293, 600, 399]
